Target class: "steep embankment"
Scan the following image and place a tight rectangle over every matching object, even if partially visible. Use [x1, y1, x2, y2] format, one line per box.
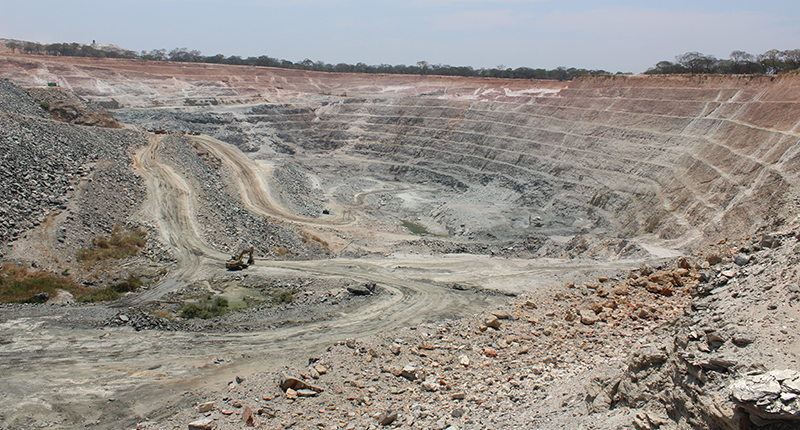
[298, 75, 800, 247]
[2, 54, 800, 430]
[0, 80, 146, 261]
[3, 55, 799, 248]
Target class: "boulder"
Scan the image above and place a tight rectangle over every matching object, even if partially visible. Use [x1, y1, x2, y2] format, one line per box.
[733, 253, 751, 266]
[279, 373, 323, 393]
[580, 309, 600, 325]
[731, 370, 800, 421]
[242, 405, 254, 427]
[187, 418, 214, 430]
[484, 315, 502, 329]
[378, 411, 398, 426]
[198, 401, 214, 413]
[400, 365, 422, 381]
[347, 284, 372, 295]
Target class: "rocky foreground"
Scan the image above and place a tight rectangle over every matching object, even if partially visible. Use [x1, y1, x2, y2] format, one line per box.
[141, 231, 799, 430]
[1, 55, 800, 430]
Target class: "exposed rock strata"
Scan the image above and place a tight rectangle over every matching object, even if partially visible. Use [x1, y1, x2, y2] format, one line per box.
[140, 229, 800, 430]
[1, 55, 800, 430]
[96, 67, 800, 247]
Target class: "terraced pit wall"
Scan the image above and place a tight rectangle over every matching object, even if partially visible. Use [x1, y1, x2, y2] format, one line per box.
[225, 74, 800, 246]
[3, 54, 799, 247]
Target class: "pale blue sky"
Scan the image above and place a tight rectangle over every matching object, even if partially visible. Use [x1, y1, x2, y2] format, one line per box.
[2, 0, 798, 73]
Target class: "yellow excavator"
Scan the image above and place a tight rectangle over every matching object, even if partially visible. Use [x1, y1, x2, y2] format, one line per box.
[226, 246, 254, 270]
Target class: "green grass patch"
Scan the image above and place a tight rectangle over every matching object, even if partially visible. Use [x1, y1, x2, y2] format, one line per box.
[77, 275, 144, 303]
[0, 262, 147, 304]
[77, 225, 147, 263]
[179, 295, 230, 319]
[401, 219, 431, 235]
[78, 287, 121, 303]
[0, 262, 86, 303]
[273, 288, 296, 304]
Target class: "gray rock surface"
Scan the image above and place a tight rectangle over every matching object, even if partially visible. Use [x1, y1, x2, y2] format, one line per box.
[732, 370, 800, 421]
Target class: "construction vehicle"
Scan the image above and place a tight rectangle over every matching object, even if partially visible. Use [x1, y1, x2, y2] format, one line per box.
[226, 247, 254, 270]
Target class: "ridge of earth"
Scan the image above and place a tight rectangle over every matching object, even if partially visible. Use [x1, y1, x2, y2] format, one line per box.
[0, 53, 798, 430]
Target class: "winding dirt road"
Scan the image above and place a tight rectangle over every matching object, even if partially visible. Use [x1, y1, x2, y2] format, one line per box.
[0, 131, 642, 430]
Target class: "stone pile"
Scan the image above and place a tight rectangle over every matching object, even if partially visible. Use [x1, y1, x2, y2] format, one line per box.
[106, 309, 182, 331]
[155, 133, 325, 260]
[135, 229, 800, 430]
[0, 79, 50, 119]
[26, 86, 121, 128]
[0, 82, 147, 248]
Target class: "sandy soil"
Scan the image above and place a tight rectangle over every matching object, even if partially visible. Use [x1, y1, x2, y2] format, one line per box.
[1, 53, 798, 429]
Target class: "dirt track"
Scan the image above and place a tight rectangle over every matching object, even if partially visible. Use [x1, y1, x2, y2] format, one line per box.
[4, 55, 796, 429]
[0, 128, 644, 429]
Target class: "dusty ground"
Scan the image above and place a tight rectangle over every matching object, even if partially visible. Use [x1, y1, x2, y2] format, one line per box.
[0, 52, 799, 430]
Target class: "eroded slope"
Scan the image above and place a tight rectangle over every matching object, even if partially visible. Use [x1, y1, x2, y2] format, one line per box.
[4, 55, 799, 248]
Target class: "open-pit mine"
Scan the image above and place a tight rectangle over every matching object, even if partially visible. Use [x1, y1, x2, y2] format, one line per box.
[1, 50, 799, 430]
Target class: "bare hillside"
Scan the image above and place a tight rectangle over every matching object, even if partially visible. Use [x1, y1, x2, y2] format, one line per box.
[0, 53, 799, 430]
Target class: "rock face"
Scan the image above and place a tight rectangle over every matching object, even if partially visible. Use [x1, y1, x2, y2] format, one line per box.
[586, 232, 800, 430]
[26, 86, 121, 128]
[5, 56, 799, 248]
[732, 370, 800, 423]
[0, 82, 146, 248]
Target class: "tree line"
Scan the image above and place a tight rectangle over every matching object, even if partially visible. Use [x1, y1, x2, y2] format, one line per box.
[645, 49, 800, 75]
[3, 40, 612, 81]
[6, 40, 799, 79]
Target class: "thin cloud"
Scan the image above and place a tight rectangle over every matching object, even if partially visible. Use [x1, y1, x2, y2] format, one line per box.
[438, 8, 524, 30]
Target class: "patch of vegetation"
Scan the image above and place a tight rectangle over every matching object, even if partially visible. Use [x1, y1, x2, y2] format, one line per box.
[644, 216, 661, 234]
[301, 232, 330, 251]
[78, 287, 121, 303]
[151, 309, 175, 321]
[39, 101, 50, 110]
[273, 288, 296, 304]
[77, 275, 144, 303]
[0, 262, 85, 303]
[0, 262, 147, 304]
[179, 295, 230, 319]
[77, 225, 147, 263]
[401, 219, 431, 235]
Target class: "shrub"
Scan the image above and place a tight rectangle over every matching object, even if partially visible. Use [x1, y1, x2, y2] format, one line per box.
[78, 288, 120, 303]
[179, 303, 210, 319]
[0, 262, 84, 303]
[77, 225, 147, 263]
[112, 275, 143, 293]
[273, 288, 296, 304]
[77, 275, 144, 303]
[179, 295, 230, 319]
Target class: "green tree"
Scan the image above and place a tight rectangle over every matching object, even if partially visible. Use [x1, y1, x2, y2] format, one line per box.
[5, 41, 19, 53]
[758, 49, 783, 74]
[676, 52, 717, 73]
